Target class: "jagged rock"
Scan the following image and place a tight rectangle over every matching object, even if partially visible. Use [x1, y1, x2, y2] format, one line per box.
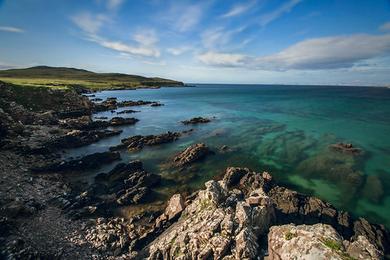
[146, 167, 274, 259]
[164, 194, 185, 221]
[109, 117, 139, 126]
[173, 143, 212, 166]
[181, 116, 211, 125]
[352, 218, 390, 254]
[268, 223, 374, 260]
[96, 161, 161, 206]
[117, 109, 140, 114]
[330, 142, 363, 155]
[31, 151, 120, 172]
[109, 132, 182, 151]
[60, 116, 138, 129]
[346, 235, 383, 260]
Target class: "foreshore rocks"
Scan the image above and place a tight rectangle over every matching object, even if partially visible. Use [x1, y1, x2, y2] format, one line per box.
[181, 116, 211, 125]
[117, 109, 140, 114]
[109, 131, 184, 151]
[93, 98, 163, 112]
[173, 143, 213, 166]
[31, 151, 120, 172]
[59, 116, 138, 130]
[140, 167, 389, 259]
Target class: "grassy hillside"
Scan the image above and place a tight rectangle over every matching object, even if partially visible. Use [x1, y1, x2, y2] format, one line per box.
[0, 66, 184, 90]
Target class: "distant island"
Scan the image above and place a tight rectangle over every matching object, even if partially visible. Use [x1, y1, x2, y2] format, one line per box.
[0, 66, 184, 91]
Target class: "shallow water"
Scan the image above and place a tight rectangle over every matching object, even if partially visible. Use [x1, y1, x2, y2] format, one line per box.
[65, 84, 390, 227]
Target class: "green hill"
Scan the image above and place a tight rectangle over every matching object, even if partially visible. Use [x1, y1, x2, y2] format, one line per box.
[0, 66, 184, 90]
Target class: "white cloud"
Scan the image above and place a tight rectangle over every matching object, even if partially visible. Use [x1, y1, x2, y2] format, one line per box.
[71, 13, 109, 34]
[0, 26, 24, 33]
[107, 0, 125, 10]
[167, 46, 192, 56]
[198, 34, 390, 71]
[259, 0, 302, 27]
[201, 26, 245, 49]
[175, 5, 202, 32]
[379, 22, 390, 32]
[221, 1, 256, 18]
[133, 29, 158, 46]
[89, 35, 160, 58]
[198, 51, 249, 67]
[71, 12, 159, 58]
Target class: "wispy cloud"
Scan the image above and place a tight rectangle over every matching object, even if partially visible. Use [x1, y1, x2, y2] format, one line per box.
[201, 26, 245, 49]
[133, 29, 159, 46]
[107, 0, 125, 10]
[167, 46, 192, 56]
[379, 21, 390, 32]
[0, 26, 24, 33]
[221, 1, 256, 18]
[259, 0, 302, 27]
[175, 4, 203, 32]
[88, 35, 160, 58]
[71, 12, 159, 58]
[71, 12, 109, 34]
[198, 33, 390, 70]
[198, 51, 249, 67]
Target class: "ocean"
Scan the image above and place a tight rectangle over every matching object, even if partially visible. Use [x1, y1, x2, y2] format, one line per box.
[65, 84, 390, 227]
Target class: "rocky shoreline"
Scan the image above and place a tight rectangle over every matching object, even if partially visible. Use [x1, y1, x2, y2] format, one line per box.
[0, 81, 389, 259]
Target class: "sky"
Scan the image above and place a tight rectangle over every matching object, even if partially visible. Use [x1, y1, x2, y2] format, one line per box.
[0, 0, 390, 85]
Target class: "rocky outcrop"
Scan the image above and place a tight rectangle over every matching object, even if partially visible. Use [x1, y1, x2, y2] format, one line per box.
[268, 223, 383, 260]
[181, 116, 211, 125]
[109, 132, 182, 151]
[93, 98, 162, 112]
[330, 142, 363, 155]
[59, 116, 138, 130]
[31, 151, 120, 172]
[173, 143, 212, 166]
[145, 167, 275, 259]
[117, 109, 140, 114]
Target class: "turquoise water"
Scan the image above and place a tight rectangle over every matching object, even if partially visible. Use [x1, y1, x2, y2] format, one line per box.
[66, 84, 390, 227]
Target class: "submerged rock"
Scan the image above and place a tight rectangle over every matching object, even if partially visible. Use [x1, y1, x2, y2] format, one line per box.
[330, 143, 363, 155]
[181, 116, 211, 125]
[173, 143, 212, 166]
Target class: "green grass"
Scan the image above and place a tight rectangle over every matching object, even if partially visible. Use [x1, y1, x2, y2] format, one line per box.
[321, 237, 357, 260]
[0, 66, 184, 90]
[284, 231, 297, 240]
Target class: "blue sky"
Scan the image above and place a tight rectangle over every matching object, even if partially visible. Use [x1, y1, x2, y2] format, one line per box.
[0, 0, 390, 85]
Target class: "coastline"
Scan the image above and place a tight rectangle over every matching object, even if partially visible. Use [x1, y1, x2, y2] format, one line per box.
[0, 81, 389, 259]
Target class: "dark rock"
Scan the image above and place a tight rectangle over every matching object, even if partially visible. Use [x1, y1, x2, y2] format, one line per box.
[109, 131, 182, 151]
[353, 218, 390, 254]
[173, 143, 212, 166]
[150, 102, 163, 107]
[330, 142, 363, 155]
[31, 151, 120, 172]
[117, 109, 140, 114]
[109, 117, 139, 126]
[181, 116, 211, 125]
